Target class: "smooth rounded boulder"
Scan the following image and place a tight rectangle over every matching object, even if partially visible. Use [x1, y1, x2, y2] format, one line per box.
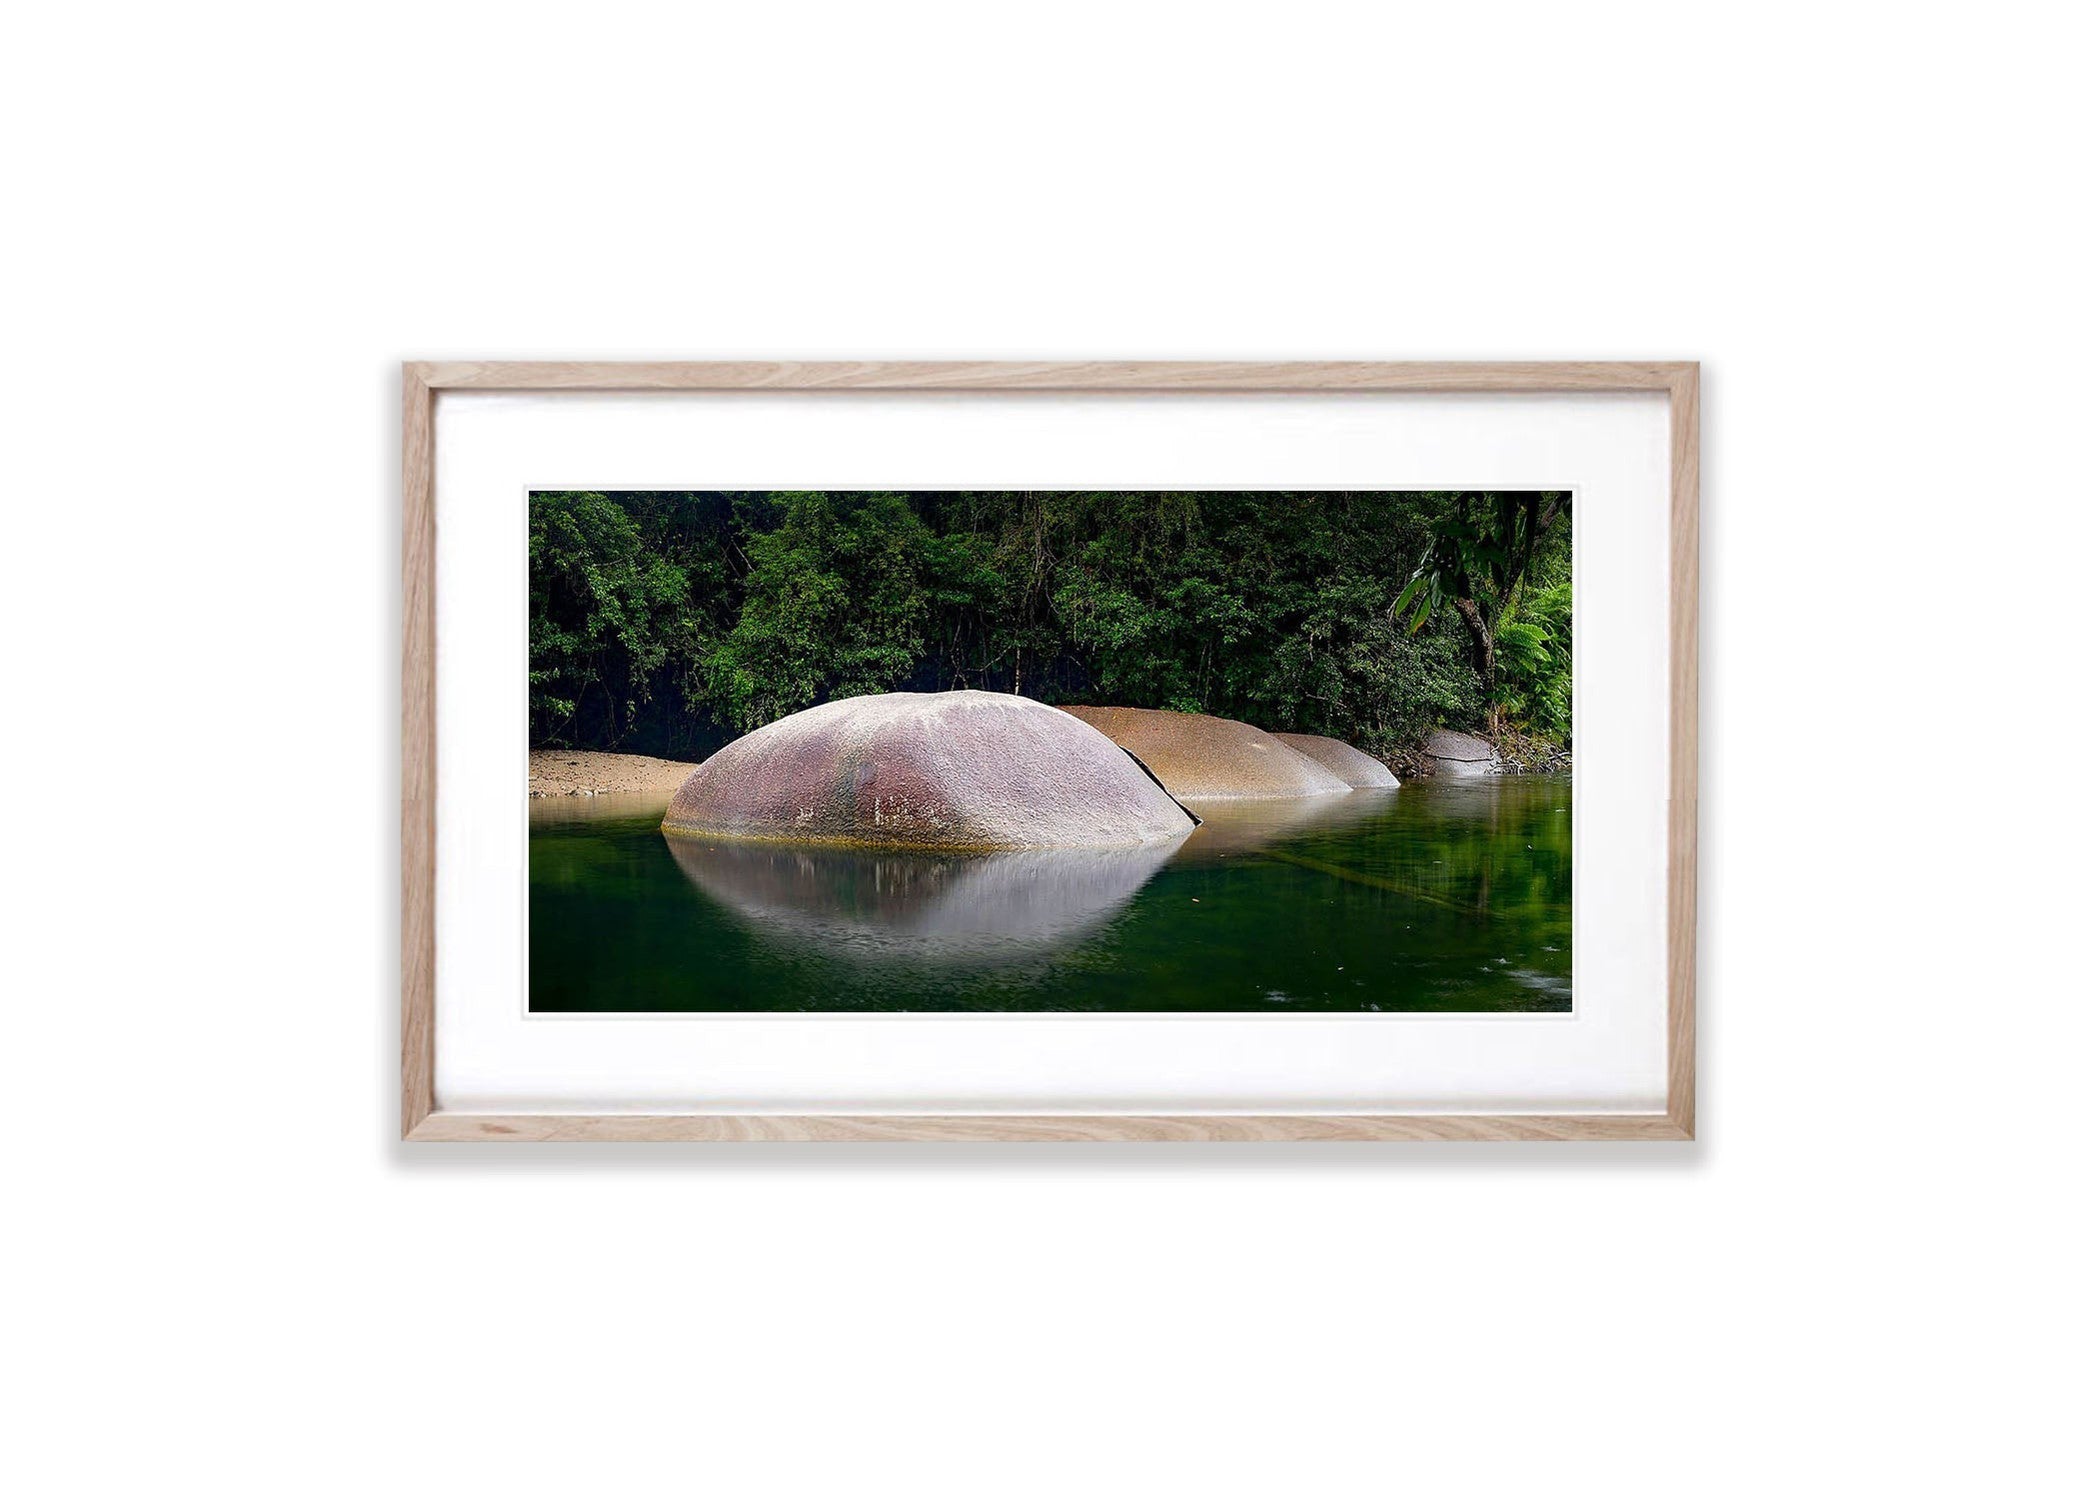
[1271, 732, 1400, 789]
[1424, 728, 1502, 777]
[1058, 706, 1351, 799]
[662, 690, 1196, 851]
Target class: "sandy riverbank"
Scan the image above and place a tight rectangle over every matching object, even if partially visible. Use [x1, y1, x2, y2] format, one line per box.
[529, 750, 700, 797]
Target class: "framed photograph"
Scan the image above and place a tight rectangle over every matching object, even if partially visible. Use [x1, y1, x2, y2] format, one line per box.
[402, 361, 1697, 1141]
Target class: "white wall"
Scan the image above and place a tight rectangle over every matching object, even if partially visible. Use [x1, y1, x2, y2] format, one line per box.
[9, 4, 2090, 1496]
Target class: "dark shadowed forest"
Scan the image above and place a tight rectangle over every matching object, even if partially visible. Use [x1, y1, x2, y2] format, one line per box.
[529, 490, 1571, 763]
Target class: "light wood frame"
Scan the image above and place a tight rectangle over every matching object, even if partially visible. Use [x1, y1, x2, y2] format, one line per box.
[402, 361, 1699, 1142]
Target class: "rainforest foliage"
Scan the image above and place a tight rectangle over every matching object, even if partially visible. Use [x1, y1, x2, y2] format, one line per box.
[528, 490, 1572, 760]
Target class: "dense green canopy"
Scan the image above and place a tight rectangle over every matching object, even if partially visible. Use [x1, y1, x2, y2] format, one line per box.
[528, 490, 1571, 762]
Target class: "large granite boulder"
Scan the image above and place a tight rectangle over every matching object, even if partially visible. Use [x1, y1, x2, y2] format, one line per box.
[1271, 732, 1400, 789]
[1058, 706, 1351, 800]
[662, 690, 1195, 850]
[1424, 729, 1501, 778]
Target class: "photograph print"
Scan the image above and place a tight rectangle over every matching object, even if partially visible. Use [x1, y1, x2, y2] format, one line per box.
[528, 489, 1572, 1013]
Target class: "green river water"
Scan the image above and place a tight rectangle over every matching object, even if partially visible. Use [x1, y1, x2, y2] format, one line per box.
[529, 774, 1571, 1013]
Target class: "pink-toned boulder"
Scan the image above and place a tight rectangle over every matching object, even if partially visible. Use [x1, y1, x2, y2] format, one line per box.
[1058, 706, 1351, 800]
[1271, 732, 1400, 789]
[663, 691, 1195, 851]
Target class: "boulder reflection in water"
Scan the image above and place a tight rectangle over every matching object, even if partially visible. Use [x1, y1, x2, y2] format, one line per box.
[1172, 788, 1400, 861]
[664, 834, 1185, 965]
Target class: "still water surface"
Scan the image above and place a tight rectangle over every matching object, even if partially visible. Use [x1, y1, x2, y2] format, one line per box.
[529, 775, 1571, 1013]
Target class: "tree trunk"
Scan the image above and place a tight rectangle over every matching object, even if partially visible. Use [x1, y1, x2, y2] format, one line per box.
[1453, 595, 1495, 687]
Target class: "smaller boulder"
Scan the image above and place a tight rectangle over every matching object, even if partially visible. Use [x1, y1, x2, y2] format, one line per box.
[1059, 706, 1351, 800]
[1271, 733, 1400, 789]
[1424, 729, 1502, 778]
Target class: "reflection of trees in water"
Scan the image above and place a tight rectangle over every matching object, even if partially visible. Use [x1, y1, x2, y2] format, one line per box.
[1369, 779, 1572, 924]
[663, 835, 1183, 966]
[531, 778, 1572, 1013]
[1201, 779, 1571, 927]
